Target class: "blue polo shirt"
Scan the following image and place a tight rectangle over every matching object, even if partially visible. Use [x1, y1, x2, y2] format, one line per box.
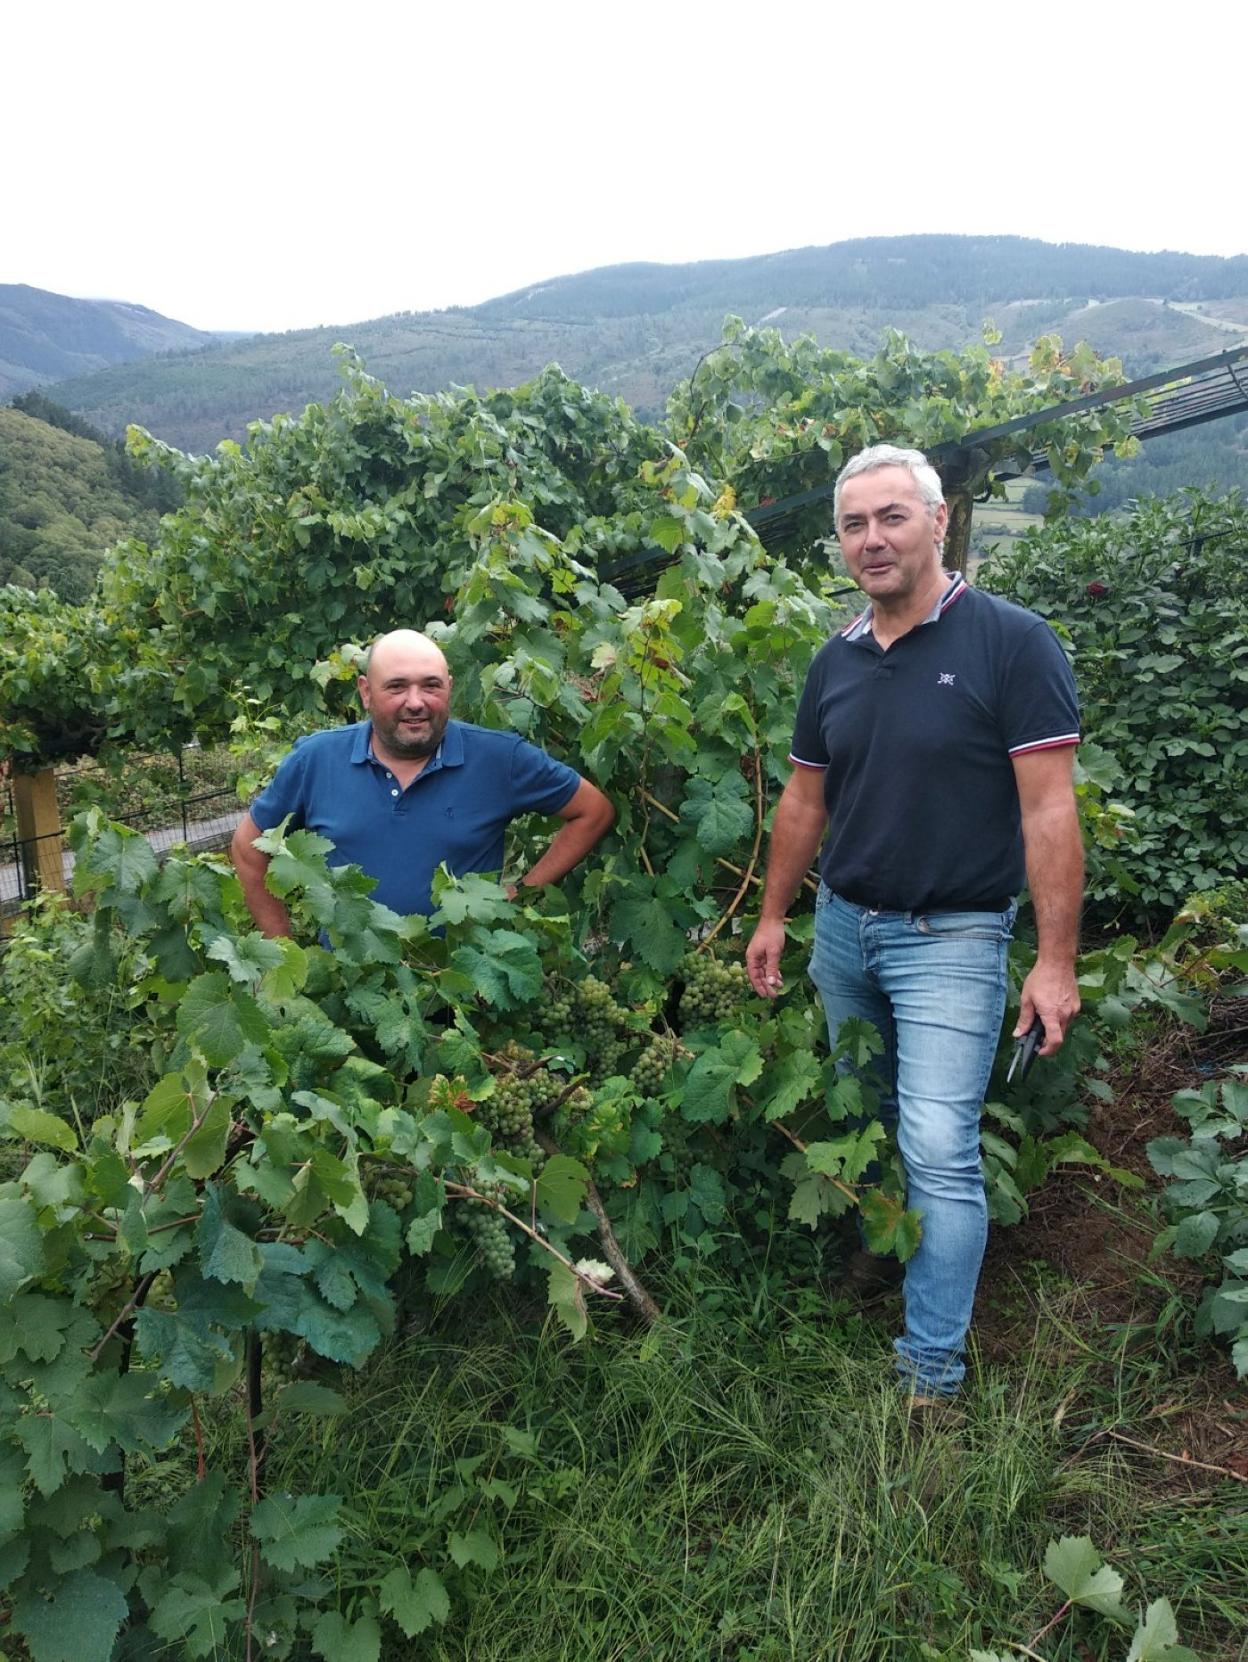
[789, 575, 1080, 912]
[249, 719, 581, 917]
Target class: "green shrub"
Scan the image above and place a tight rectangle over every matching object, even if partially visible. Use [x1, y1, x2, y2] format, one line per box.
[980, 489, 1248, 919]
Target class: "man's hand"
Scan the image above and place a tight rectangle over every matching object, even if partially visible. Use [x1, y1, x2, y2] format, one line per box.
[1015, 960, 1080, 1056]
[746, 918, 788, 999]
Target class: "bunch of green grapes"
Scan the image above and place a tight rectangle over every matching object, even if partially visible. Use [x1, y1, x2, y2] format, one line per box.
[678, 953, 750, 1027]
[260, 1329, 304, 1387]
[543, 976, 632, 1077]
[372, 1171, 414, 1211]
[631, 1035, 682, 1096]
[463, 1200, 516, 1280]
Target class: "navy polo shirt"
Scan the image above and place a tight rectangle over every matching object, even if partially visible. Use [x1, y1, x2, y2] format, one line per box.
[790, 575, 1080, 913]
[249, 719, 581, 917]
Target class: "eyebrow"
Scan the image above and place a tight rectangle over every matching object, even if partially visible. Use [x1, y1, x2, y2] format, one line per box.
[840, 501, 912, 520]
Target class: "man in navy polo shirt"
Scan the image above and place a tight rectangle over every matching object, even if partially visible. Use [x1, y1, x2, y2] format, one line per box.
[745, 444, 1083, 1403]
[231, 629, 614, 937]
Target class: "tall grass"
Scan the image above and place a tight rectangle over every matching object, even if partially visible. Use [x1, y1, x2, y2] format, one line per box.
[250, 1271, 1247, 1661]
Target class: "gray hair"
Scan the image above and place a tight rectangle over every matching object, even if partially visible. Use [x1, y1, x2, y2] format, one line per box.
[833, 444, 945, 524]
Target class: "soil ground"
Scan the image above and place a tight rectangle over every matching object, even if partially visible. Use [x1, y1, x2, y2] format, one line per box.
[973, 997, 1248, 1490]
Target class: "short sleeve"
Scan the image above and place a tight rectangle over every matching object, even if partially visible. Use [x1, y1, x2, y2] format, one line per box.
[1000, 622, 1081, 757]
[507, 738, 581, 815]
[789, 654, 830, 769]
[249, 740, 311, 831]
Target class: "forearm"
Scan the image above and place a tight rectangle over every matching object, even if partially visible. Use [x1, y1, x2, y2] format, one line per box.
[518, 786, 614, 889]
[1024, 800, 1083, 965]
[758, 785, 828, 921]
[230, 823, 293, 939]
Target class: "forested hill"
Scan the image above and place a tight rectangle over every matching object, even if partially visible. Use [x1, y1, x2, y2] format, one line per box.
[40, 235, 1248, 454]
[0, 394, 180, 600]
[479, 235, 1248, 321]
[0, 284, 216, 400]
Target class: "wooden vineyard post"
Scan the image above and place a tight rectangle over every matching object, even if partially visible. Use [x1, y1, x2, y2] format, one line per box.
[14, 766, 66, 898]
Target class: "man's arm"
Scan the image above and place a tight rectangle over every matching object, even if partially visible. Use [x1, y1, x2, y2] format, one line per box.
[513, 779, 615, 892]
[1013, 746, 1083, 1055]
[230, 812, 294, 939]
[745, 765, 828, 999]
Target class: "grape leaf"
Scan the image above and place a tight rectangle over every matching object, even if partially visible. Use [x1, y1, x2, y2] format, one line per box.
[1127, 1599, 1200, 1661]
[679, 776, 754, 855]
[12, 1566, 130, 1662]
[535, 1154, 589, 1225]
[0, 1197, 45, 1300]
[5, 1104, 77, 1153]
[251, 1492, 342, 1571]
[311, 1610, 381, 1662]
[379, 1564, 451, 1637]
[448, 1529, 500, 1570]
[609, 891, 687, 975]
[1043, 1536, 1131, 1622]
[547, 1259, 589, 1342]
[149, 1569, 247, 1659]
[450, 930, 543, 1008]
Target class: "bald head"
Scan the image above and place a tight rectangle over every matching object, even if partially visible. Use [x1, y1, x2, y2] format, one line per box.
[358, 629, 453, 764]
[362, 629, 449, 682]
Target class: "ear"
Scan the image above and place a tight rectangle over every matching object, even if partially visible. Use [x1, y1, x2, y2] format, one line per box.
[357, 674, 371, 708]
[933, 500, 949, 545]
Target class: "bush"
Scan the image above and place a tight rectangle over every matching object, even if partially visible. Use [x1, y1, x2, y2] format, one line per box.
[980, 489, 1248, 920]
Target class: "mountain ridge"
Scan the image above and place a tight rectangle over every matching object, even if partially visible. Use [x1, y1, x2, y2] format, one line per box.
[19, 235, 1248, 453]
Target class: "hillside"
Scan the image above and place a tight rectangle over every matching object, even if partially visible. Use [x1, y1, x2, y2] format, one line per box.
[40, 235, 1248, 455]
[0, 283, 216, 401]
[0, 400, 175, 599]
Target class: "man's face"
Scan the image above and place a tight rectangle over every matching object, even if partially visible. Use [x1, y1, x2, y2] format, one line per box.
[836, 466, 947, 606]
[358, 645, 453, 761]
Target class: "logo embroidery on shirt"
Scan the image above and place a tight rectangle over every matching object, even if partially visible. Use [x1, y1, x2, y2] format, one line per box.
[937, 672, 956, 686]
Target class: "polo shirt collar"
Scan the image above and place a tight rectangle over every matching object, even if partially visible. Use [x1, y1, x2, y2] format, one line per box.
[842, 571, 966, 641]
[349, 718, 467, 771]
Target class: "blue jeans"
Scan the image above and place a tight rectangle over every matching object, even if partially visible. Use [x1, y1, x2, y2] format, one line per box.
[809, 886, 1016, 1395]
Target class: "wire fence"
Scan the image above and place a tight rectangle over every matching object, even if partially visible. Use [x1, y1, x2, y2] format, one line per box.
[1, 750, 239, 916]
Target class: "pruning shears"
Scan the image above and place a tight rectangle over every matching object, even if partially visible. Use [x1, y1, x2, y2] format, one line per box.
[1006, 1015, 1045, 1086]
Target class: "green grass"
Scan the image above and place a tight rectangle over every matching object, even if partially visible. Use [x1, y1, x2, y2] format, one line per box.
[183, 1266, 1248, 1661]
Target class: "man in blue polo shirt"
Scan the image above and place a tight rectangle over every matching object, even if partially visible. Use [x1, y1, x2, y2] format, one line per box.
[745, 444, 1083, 1404]
[231, 629, 615, 936]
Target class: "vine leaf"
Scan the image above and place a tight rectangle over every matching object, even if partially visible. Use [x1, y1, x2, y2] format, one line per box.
[311, 1609, 382, 1662]
[251, 1492, 343, 1572]
[1043, 1535, 1132, 1623]
[379, 1564, 451, 1637]
[11, 1566, 130, 1662]
[0, 1197, 45, 1300]
[1126, 1598, 1200, 1661]
[546, 1259, 589, 1342]
[447, 1528, 500, 1571]
[451, 930, 543, 1007]
[149, 1569, 247, 1658]
[4, 1104, 77, 1153]
[535, 1154, 590, 1225]
[609, 886, 688, 975]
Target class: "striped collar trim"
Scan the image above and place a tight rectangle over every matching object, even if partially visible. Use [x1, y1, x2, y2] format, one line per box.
[841, 571, 967, 641]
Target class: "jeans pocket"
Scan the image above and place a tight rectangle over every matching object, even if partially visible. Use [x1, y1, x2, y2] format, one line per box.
[915, 909, 1013, 942]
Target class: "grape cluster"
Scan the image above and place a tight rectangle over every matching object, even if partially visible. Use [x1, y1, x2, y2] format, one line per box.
[678, 953, 749, 1027]
[477, 1041, 555, 1167]
[543, 976, 632, 1081]
[463, 1201, 516, 1280]
[373, 1173, 414, 1210]
[630, 1035, 681, 1096]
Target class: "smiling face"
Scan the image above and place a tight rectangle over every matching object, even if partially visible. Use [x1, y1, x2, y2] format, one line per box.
[835, 465, 948, 613]
[357, 631, 453, 763]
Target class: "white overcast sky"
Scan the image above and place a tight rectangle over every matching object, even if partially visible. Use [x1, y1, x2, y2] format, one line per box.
[5, 0, 1245, 334]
